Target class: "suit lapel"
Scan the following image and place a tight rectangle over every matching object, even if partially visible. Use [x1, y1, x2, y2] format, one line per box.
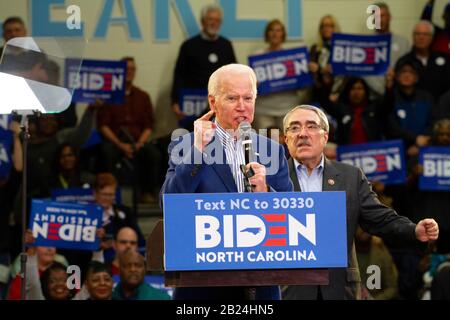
[322, 158, 341, 191]
[288, 158, 302, 191]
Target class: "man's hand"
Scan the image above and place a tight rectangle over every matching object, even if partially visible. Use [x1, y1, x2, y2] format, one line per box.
[194, 110, 216, 152]
[415, 218, 439, 242]
[118, 142, 134, 158]
[246, 162, 268, 192]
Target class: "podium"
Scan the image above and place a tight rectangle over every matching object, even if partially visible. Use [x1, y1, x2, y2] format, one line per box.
[147, 219, 329, 287]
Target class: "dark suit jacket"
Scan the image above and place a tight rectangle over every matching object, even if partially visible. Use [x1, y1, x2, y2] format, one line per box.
[282, 157, 416, 300]
[161, 132, 294, 300]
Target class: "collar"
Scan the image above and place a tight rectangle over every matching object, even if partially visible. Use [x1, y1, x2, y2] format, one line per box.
[215, 121, 236, 147]
[200, 31, 219, 41]
[294, 155, 325, 173]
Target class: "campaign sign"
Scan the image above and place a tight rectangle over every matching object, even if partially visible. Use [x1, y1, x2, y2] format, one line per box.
[331, 33, 391, 76]
[337, 140, 406, 185]
[419, 147, 450, 191]
[51, 187, 122, 206]
[164, 192, 347, 271]
[178, 88, 208, 128]
[65, 59, 126, 104]
[0, 137, 12, 180]
[248, 47, 313, 95]
[29, 199, 102, 250]
[0, 115, 12, 134]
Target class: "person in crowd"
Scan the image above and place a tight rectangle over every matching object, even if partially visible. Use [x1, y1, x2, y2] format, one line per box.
[108, 227, 139, 276]
[48, 143, 95, 191]
[93, 173, 145, 262]
[421, 0, 450, 56]
[8, 230, 68, 300]
[161, 64, 293, 300]
[309, 14, 343, 107]
[0, 119, 22, 299]
[1, 16, 27, 56]
[84, 261, 113, 300]
[364, 2, 410, 99]
[252, 19, 305, 131]
[171, 4, 236, 131]
[396, 20, 450, 101]
[385, 59, 434, 157]
[97, 56, 161, 204]
[324, 77, 390, 145]
[112, 249, 170, 300]
[281, 104, 438, 300]
[355, 227, 399, 300]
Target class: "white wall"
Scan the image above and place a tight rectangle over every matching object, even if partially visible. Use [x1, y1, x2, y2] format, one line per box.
[0, 0, 446, 136]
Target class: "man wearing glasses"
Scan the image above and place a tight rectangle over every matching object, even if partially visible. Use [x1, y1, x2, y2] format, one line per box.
[281, 105, 439, 300]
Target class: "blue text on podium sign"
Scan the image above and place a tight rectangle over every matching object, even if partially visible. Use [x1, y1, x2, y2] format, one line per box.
[163, 192, 347, 271]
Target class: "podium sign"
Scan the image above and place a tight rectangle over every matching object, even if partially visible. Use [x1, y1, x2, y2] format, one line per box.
[163, 192, 347, 271]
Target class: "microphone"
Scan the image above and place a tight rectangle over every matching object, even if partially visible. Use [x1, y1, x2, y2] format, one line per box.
[238, 121, 254, 164]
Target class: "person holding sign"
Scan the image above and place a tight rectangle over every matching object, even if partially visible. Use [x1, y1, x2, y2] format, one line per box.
[161, 63, 293, 300]
[252, 19, 305, 132]
[282, 105, 439, 300]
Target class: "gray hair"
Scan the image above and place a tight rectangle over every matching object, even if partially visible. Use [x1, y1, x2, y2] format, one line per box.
[414, 20, 434, 37]
[283, 105, 330, 133]
[200, 4, 223, 21]
[208, 64, 258, 98]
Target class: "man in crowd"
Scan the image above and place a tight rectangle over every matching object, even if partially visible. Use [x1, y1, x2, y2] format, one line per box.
[171, 4, 236, 130]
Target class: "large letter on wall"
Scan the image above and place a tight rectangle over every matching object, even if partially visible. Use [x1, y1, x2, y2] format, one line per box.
[154, 0, 198, 41]
[31, 0, 84, 36]
[219, 0, 267, 39]
[286, 0, 303, 39]
[94, 0, 142, 39]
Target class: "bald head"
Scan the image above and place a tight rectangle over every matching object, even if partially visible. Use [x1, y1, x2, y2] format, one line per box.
[114, 227, 138, 255]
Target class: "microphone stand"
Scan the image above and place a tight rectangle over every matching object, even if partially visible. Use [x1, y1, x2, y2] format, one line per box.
[240, 164, 256, 300]
[15, 110, 40, 300]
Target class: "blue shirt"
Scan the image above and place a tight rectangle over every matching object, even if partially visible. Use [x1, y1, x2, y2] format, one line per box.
[294, 156, 324, 192]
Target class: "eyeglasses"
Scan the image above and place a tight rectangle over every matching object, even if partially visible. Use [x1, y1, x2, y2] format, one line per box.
[286, 123, 322, 134]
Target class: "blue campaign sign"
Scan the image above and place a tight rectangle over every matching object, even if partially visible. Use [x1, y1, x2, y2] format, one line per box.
[331, 33, 391, 76]
[51, 187, 122, 206]
[0, 115, 12, 134]
[65, 59, 127, 104]
[0, 136, 12, 180]
[163, 192, 347, 271]
[248, 47, 313, 95]
[29, 199, 102, 251]
[337, 140, 406, 185]
[419, 147, 450, 191]
[178, 89, 208, 128]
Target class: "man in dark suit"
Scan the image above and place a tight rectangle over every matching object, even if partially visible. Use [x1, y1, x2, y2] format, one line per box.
[161, 63, 293, 300]
[281, 104, 439, 300]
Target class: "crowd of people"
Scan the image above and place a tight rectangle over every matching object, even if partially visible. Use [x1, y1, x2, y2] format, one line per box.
[0, 1, 450, 300]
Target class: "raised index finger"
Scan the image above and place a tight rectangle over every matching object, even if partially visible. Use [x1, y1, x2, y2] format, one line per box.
[198, 109, 215, 121]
